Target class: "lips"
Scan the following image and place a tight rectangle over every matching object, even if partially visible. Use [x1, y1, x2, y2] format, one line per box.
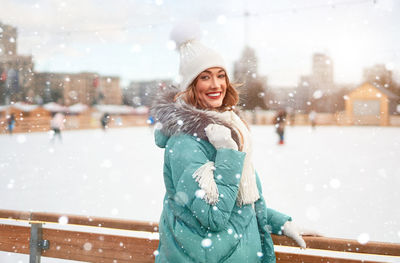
[206, 92, 222, 99]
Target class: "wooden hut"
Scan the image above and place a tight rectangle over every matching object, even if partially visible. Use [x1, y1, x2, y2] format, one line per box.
[345, 82, 399, 126]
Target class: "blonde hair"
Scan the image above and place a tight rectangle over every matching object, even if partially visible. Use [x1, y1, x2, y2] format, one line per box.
[174, 73, 240, 111]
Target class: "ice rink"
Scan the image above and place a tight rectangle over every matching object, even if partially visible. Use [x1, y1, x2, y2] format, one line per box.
[1, 125, 399, 262]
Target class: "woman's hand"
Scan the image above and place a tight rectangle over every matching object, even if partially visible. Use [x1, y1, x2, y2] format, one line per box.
[205, 124, 238, 150]
[282, 221, 322, 249]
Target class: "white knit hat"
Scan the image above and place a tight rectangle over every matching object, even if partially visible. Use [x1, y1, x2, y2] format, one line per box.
[170, 22, 227, 91]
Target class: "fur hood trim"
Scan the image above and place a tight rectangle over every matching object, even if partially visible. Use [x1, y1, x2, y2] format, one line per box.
[150, 86, 241, 147]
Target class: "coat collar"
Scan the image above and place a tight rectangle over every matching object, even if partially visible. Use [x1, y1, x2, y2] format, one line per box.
[150, 86, 241, 148]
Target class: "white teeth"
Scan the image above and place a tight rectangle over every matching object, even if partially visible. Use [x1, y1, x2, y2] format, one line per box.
[207, 93, 220, 97]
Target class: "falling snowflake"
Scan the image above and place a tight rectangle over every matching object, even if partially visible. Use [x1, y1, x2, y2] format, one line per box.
[16, 135, 27, 144]
[313, 90, 323, 99]
[195, 189, 205, 199]
[201, 238, 212, 248]
[58, 216, 68, 225]
[357, 233, 369, 244]
[83, 242, 92, 251]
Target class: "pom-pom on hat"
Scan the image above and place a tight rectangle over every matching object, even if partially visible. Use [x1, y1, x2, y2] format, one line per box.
[170, 21, 227, 91]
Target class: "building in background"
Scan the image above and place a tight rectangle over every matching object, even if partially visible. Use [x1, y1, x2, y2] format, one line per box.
[233, 46, 269, 110]
[0, 22, 34, 104]
[312, 53, 334, 91]
[268, 86, 297, 111]
[124, 79, 172, 107]
[1, 22, 122, 106]
[33, 72, 121, 106]
[295, 53, 337, 113]
[363, 64, 400, 97]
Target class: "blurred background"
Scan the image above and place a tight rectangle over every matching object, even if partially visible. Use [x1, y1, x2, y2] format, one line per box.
[1, 1, 400, 262]
[0, 0, 399, 127]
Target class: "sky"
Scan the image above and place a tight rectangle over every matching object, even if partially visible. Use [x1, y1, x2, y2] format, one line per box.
[0, 0, 399, 87]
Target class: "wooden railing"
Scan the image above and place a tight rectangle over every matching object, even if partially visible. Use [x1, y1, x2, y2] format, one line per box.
[1, 209, 399, 263]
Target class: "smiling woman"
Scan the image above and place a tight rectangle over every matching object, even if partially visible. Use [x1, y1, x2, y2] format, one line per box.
[149, 23, 317, 263]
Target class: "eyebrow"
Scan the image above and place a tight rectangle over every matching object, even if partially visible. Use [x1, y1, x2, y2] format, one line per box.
[202, 69, 225, 74]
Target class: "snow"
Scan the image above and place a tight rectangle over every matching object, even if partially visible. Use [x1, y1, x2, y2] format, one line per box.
[67, 103, 88, 114]
[9, 102, 39, 112]
[43, 102, 68, 112]
[0, 126, 399, 262]
[94, 104, 136, 114]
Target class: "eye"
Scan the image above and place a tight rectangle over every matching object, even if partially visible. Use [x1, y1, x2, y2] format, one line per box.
[200, 75, 210, 80]
[218, 74, 226, 79]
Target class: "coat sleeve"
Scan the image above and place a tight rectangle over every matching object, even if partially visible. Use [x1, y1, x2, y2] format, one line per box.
[167, 136, 246, 232]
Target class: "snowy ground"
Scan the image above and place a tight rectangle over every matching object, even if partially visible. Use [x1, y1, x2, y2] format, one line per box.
[1, 125, 400, 262]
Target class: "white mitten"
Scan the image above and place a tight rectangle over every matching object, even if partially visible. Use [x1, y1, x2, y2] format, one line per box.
[282, 221, 307, 249]
[205, 124, 238, 151]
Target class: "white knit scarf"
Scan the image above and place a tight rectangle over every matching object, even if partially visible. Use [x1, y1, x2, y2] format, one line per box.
[192, 110, 260, 206]
[216, 110, 260, 205]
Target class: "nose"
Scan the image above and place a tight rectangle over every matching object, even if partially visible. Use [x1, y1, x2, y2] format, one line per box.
[210, 76, 220, 89]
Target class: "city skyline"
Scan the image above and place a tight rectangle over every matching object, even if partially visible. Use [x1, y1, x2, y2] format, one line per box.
[0, 0, 399, 87]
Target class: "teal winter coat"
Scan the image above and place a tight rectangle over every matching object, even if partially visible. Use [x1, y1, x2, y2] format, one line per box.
[151, 87, 291, 263]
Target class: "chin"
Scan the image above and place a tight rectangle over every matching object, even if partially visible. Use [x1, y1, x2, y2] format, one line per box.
[208, 101, 223, 109]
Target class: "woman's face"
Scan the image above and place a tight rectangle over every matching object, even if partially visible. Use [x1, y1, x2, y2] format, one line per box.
[194, 67, 227, 109]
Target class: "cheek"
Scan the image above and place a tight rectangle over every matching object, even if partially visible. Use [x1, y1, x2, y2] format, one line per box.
[222, 85, 227, 96]
[194, 82, 207, 96]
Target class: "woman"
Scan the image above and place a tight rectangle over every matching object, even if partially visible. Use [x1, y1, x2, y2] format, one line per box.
[151, 25, 309, 263]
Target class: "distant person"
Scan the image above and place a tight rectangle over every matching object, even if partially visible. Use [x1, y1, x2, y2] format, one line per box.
[273, 110, 287, 145]
[147, 115, 155, 125]
[100, 113, 110, 131]
[309, 110, 317, 129]
[6, 113, 16, 135]
[50, 112, 65, 143]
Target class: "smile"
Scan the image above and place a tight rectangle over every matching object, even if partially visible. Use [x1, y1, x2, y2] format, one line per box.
[206, 92, 222, 99]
